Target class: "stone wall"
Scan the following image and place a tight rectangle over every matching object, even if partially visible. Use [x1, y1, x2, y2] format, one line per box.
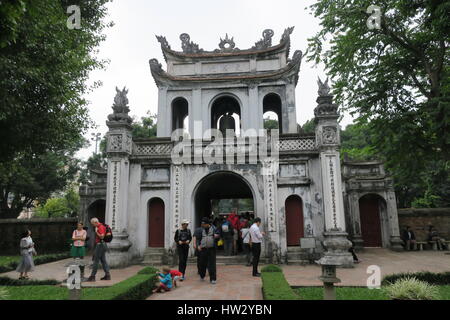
[398, 208, 450, 241]
[0, 218, 78, 255]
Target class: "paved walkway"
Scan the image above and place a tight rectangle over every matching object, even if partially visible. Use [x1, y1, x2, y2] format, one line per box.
[284, 248, 450, 286]
[147, 265, 263, 300]
[2, 249, 448, 298]
[148, 249, 450, 300]
[0, 258, 144, 288]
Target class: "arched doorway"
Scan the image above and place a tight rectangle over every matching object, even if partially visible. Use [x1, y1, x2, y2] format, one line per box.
[172, 97, 189, 133]
[148, 198, 165, 247]
[210, 96, 241, 136]
[263, 93, 282, 133]
[285, 195, 304, 246]
[87, 199, 106, 250]
[359, 194, 383, 247]
[193, 171, 255, 255]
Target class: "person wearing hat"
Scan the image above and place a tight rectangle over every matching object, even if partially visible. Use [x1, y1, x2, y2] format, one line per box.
[174, 219, 192, 280]
[193, 217, 221, 284]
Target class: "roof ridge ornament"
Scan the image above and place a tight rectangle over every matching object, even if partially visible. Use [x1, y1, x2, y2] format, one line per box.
[217, 33, 238, 52]
[156, 35, 170, 50]
[253, 29, 274, 49]
[280, 26, 295, 43]
[317, 77, 331, 96]
[179, 33, 203, 53]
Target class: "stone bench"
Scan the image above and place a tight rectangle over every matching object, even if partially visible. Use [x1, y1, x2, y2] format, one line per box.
[416, 241, 427, 250]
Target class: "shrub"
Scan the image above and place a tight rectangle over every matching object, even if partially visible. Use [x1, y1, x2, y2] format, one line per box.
[137, 266, 159, 275]
[0, 252, 70, 273]
[82, 270, 159, 300]
[261, 264, 282, 272]
[0, 288, 8, 300]
[384, 277, 440, 300]
[382, 271, 450, 286]
[0, 277, 60, 286]
[261, 271, 299, 300]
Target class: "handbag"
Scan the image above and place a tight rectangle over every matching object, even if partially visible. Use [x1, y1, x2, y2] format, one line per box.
[217, 239, 224, 247]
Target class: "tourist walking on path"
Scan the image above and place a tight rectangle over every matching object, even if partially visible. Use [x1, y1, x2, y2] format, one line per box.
[195, 217, 221, 284]
[87, 218, 111, 281]
[240, 222, 252, 266]
[174, 219, 192, 280]
[16, 229, 35, 279]
[221, 216, 234, 256]
[71, 222, 87, 278]
[249, 217, 265, 277]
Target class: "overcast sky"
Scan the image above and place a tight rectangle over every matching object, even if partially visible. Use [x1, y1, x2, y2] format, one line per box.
[79, 0, 353, 160]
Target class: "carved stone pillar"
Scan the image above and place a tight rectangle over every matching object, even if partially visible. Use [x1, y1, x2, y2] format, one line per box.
[104, 87, 133, 268]
[314, 78, 353, 268]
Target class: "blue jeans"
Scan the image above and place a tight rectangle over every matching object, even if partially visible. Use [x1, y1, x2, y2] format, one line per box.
[90, 242, 110, 276]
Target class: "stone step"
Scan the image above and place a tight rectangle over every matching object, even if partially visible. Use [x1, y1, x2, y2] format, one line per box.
[286, 259, 310, 265]
[144, 247, 165, 253]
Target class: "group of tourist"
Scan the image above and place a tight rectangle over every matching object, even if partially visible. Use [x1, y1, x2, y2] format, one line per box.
[171, 213, 265, 286]
[401, 225, 448, 250]
[15, 218, 112, 282]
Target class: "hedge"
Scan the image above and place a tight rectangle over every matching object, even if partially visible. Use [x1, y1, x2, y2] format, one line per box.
[0, 277, 60, 286]
[382, 272, 450, 286]
[261, 265, 299, 300]
[0, 252, 71, 273]
[82, 266, 159, 300]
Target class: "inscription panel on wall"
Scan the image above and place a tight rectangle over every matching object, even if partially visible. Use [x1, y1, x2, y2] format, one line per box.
[142, 168, 170, 183]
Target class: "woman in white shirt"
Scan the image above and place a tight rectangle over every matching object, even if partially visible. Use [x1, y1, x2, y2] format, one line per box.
[16, 229, 35, 279]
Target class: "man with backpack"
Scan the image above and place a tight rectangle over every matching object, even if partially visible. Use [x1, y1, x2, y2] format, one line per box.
[174, 219, 192, 280]
[194, 217, 220, 284]
[86, 217, 111, 282]
[221, 216, 234, 256]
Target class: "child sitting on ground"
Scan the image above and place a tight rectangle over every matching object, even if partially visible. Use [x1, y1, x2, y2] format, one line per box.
[169, 269, 183, 287]
[153, 267, 173, 293]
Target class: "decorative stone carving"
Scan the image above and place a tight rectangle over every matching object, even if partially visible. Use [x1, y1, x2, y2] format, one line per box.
[328, 156, 338, 229]
[108, 134, 123, 152]
[280, 26, 294, 43]
[217, 34, 238, 52]
[107, 87, 132, 124]
[253, 29, 274, 49]
[156, 35, 171, 50]
[179, 33, 203, 53]
[314, 77, 339, 117]
[317, 77, 331, 96]
[317, 229, 353, 268]
[322, 126, 337, 144]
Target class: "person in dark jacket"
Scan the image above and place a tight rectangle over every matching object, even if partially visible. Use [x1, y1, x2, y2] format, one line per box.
[402, 226, 417, 250]
[174, 219, 192, 280]
[194, 217, 221, 284]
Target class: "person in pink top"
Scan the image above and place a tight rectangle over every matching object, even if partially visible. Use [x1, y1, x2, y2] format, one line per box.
[70, 222, 87, 279]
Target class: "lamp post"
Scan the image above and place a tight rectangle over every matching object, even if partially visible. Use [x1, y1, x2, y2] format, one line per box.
[91, 132, 101, 154]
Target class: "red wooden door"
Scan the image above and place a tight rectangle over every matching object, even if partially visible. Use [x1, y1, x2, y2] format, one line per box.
[359, 195, 382, 247]
[148, 198, 165, 247]
[285, 195, 304, 246]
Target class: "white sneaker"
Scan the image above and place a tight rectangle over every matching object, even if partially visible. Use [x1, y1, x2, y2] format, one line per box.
[210, 280, 216, 284]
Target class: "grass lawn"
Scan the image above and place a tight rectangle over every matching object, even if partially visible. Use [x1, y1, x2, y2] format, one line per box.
[1, 285, 68, 300]
[295, 286, 450, 300]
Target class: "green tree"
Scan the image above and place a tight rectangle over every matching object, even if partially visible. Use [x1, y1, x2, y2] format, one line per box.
[264, 118, 279, 130]
[0, 0, 112, 163]
[301, 119, 316, 134]
[307, 0, 449, 207]
[0, 152, 79, 218]
[340, 123, 376, 161]
[132, 112, 158, 139]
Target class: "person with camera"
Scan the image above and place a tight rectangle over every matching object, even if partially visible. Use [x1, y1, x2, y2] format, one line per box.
[174, 219, 192, 280]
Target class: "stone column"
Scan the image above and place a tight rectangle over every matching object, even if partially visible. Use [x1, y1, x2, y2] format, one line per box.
[386, 183, 403, 251]
[348, 191, 364, 250]
[314, 78, 353, 268]
[104, 87, 133, 268]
